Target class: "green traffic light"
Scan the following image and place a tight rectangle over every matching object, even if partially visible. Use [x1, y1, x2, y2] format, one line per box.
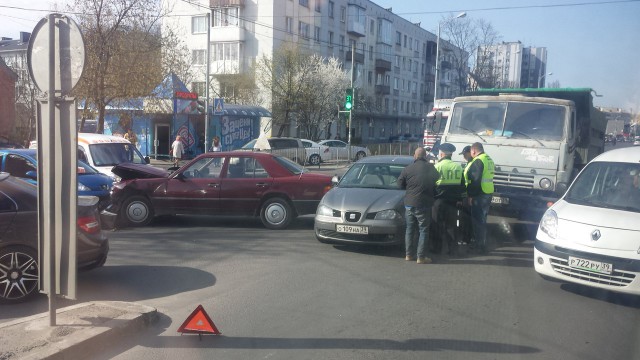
[345, 88, 353, 110]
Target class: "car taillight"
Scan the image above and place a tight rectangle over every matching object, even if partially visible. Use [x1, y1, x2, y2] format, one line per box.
[78, 216, 100, 234]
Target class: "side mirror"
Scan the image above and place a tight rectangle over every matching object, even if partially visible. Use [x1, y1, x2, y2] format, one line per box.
[331, 175, 340, 186]
[25, 170, 37, 180]
[174, 172, 186, 181]
[144, 156, 150, 164]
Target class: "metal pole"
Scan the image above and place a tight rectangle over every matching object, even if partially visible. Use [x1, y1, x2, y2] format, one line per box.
[348, 43, 354, 161]
[204, 12, 211, 153]
[434, 21, 441, 103]
[47, 13, 56, 327]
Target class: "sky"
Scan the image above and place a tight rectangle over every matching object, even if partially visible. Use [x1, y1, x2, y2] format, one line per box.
[1, 0, 639, 112]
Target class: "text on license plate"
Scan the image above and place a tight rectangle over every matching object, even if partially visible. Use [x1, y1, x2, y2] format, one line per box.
[336, 224, 369, 234]
[568, 256, 613, 275]
[491, 196, 509, 204]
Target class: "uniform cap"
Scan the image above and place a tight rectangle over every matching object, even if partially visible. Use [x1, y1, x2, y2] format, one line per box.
[439, 142, 456, 154]
[459, 145, 471, 155]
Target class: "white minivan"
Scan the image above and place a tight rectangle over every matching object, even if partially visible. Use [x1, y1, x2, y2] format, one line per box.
[534, 146, 640, 295]
[77, 133, 149, 180]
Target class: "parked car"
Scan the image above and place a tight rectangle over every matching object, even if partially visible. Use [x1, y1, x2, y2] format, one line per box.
[315, 155, 414, 245]
[0, 149, 114, 209]
[300, 139, 331, 165]
[77, 133, 150, 180]
[317, 139, 370, 161]
[241, 137, 306, 165]
[0, 174, 109, 303]
[108, 151, 333, 229]
[534, 146, 640, 295]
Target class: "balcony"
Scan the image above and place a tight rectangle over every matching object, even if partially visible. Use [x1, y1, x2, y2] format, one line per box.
[441, 60, 452, 69]
[210, 0, 245, 6]
[347, 21, 366, 37]
[345, 51, 365, 64]
[210, 26, 245, 42]
[375, 58, 391, 71]
[375, 85, 390, 95]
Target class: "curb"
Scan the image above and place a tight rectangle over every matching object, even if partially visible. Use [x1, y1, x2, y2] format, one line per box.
[0, 301, 157, 360]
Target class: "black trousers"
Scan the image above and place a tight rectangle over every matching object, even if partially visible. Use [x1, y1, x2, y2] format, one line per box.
[431, 199, 460, 254]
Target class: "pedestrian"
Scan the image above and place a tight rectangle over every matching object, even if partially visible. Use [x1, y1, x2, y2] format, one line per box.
[431, 143, 465, 256]
[398, 147, 440, 264]
[171, 135, 185, 168]
[458, 145, 473, 245]
[210, 136, 221, 152]
[463, 142, 495, 254]
[124, 129, 137, 147]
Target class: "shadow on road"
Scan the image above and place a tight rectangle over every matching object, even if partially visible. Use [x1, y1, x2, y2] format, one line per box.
[560, 283, 640, 309]
[142, 214, 315, 230]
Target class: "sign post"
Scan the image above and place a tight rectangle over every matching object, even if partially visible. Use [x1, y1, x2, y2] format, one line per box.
[27, 13, 85, 326]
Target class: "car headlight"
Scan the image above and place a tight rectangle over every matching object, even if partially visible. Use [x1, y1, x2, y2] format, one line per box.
[78, 183, 91, 191]
[539, 209, 558, 239]
[539, 178, 553, 190]
[317, 204, 334, 216]
[374, 209, 399, 220]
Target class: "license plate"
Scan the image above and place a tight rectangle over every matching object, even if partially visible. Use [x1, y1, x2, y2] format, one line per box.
[491, 196, 509, 204]
[336, 224, 369, 234]
[568, 256, 613, 275]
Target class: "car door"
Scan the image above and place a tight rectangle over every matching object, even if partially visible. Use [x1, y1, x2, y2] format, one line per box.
[327, 140, 348, 160]
[158, 155, 225, 214]
[218, 156, 273, 215]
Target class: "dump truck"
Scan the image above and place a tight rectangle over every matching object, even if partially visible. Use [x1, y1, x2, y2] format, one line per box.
[440, 88, 607, 221]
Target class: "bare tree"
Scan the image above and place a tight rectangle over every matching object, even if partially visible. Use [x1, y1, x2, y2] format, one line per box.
[69, 0, 169, 133]
[470, 19, 502, 89]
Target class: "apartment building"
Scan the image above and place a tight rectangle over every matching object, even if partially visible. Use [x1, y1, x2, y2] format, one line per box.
[476, 41, 548, 89]
[162, 0, 466, 142]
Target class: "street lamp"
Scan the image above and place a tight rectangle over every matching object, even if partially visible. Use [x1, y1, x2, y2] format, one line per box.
[538, 72, 552, 88]
[434, 12, 466, 102]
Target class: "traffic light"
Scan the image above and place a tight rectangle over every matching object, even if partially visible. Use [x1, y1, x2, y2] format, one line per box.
[345, 88, 353, 110]
[196, 99, 206, 114]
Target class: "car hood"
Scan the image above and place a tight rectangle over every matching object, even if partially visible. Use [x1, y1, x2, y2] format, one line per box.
[322, 187, 405, 212]
[112, 163, 168, 180]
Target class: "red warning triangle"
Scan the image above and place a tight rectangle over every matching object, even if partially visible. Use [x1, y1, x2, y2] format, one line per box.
[177, 305, 221, 335]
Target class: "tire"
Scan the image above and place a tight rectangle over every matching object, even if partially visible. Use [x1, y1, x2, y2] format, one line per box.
[308, 154, 321, 166]
[260, 197, 294, 230]
[121, 195, 154, 227]
[0, 246, 39, 304]
[355, 151, 367, 161]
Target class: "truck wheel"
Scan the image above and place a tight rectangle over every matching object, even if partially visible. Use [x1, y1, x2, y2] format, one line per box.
[0, 246, 39, 304]
[121, 195, 154, 227]
[308, 154, 321, 166]
[260, 198, 293, 230]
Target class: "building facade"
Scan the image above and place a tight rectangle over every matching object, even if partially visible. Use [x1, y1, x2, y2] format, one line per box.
[476, 41, 548, 89]
[162, 0, 466, 143]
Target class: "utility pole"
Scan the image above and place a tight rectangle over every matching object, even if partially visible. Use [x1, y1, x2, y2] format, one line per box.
[204, 12, 211, 153]
[348, 43, 354, 161]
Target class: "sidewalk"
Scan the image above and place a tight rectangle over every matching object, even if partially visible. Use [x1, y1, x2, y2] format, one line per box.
[0, 301, 157, 360]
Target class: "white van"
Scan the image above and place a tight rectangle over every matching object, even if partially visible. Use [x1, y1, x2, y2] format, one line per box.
[77, 133, 149, 179]
[534, 146, 640, 295]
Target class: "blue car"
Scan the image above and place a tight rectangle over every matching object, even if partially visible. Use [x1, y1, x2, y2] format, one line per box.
[0, 149, 113, 209]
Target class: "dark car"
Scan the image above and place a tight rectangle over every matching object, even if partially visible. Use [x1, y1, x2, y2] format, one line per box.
[0, 174, 109, 304]
[0, 149, 113, 209]
[108, 151, 333, 229]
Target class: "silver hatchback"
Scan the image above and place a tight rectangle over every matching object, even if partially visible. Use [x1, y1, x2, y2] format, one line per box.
[315, 155, 413, 246]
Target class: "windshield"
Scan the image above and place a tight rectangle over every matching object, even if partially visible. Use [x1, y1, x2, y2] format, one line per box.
[565, 162, 640, 213]
[338, 163, 406, 189]
[449, 101, 566, 141]
[88, 143, 147, 167]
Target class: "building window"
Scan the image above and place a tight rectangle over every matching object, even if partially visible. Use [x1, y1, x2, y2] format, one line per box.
[340, 6, 346, 22]
[299, 0, 308, 7]
[340, 35, 345, 49]
[369, 45, 373, 60]
[394, 77, 399, 90]
[328, 31, 334, 47]
[213, 7, 239, 27]
[396, 31, 401, 45]
[409, 37, 412, 50]
[192, 49, 205, 65]
[286, 17, 293, 33]
[370, 19, 375, 34]
[192, 82, 206, 95]
[192, 16, 207, 34]
[315, 0, 321, 12]
[404, 34, 407, 48]
[299, 21, 310, 39]
[314, 26, 321, 43]
[368, 71, 372, 85]
[328, 1, 334, 18]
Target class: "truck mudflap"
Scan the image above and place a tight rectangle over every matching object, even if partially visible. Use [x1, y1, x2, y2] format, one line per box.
[488, 191, 558, 222]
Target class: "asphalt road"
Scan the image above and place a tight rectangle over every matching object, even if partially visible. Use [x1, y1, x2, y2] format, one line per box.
[3, 213, 639, 360]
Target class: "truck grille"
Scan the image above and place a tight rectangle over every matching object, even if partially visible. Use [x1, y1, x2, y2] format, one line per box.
[494, 171, 534, 189]
[550, 258, 635, 287]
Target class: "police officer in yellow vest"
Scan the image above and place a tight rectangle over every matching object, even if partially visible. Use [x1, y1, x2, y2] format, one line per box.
[464, 142, 495, 254]
[432, 143, 466, 256]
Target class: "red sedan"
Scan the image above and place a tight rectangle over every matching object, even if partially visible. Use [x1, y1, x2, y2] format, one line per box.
[108, 151, 333, 229]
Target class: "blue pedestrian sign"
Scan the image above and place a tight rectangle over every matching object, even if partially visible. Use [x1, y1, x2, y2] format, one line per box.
[213, 98, 224, 115]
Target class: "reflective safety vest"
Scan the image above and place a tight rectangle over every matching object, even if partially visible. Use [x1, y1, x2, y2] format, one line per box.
[464, 153, 495, 194]
[435, 158, 463, 186]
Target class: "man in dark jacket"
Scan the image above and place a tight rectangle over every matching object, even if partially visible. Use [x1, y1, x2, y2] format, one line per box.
[398, 147, 440, 264]
[431, 143, 465, 256]
[464, 142, 495, 254]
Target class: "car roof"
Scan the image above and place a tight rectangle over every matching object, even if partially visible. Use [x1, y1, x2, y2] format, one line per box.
[356, 155, 414, 165]
[0, 148, 37, 157]
[78, 133, 131, 144]
[591, 146, 640, 163]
